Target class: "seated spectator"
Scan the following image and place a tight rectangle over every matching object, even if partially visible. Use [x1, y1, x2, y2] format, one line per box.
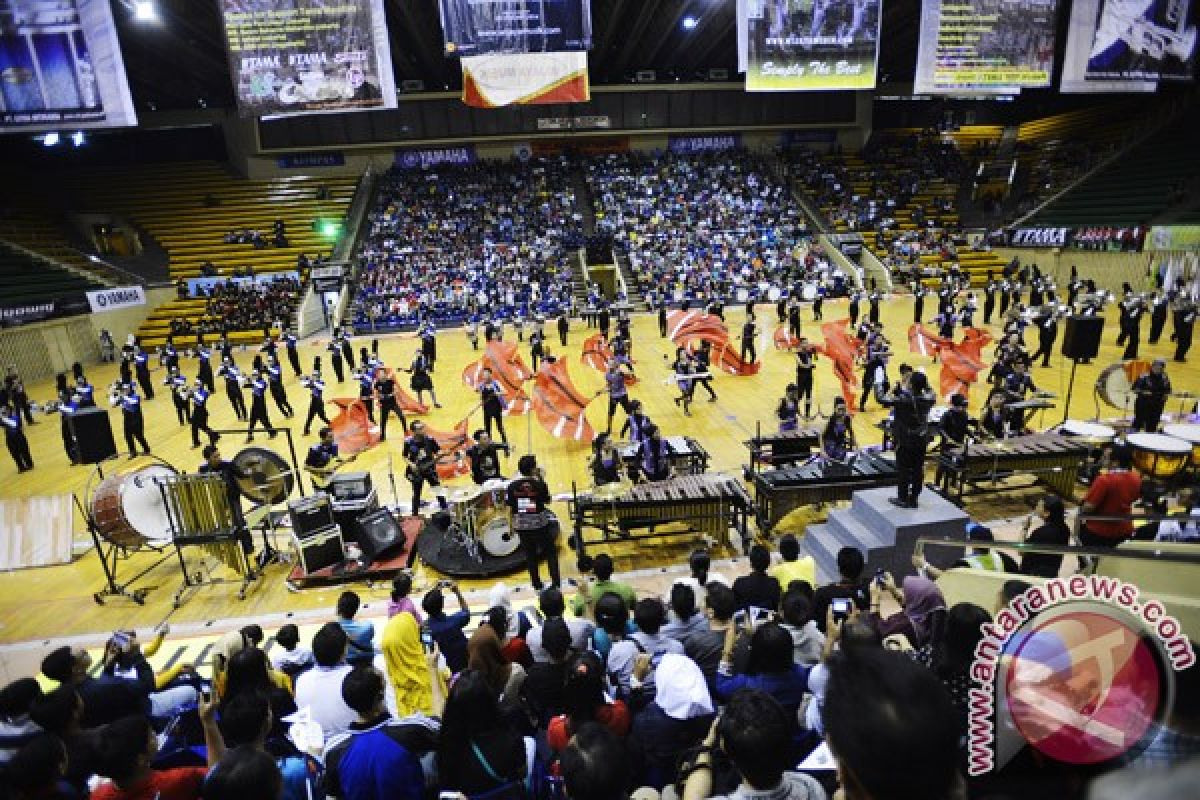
[804, 619, 882, 735]
[4, 734, 78, 800]
[868, 574, 947, 649]
[733, 545, 782, 613]
[336, 591, 376, 667]
[590, 591, 630, 661]
[662, 582, 710, 641]
[382, 612, 448, 719]
[912, 523, 1018, 578]
[769, 534, 816, 594]
[912, 603, 991, 730]
[215, 691, 319, 800]
[467, 614, 527, 717]
[201, 746, 282, 800]
[526, 587, 594, 662]
[29, 686, 98, 796]
[683, 582, 739, 696]
[212, 629, 289, 700]
[40, 646, 175, 730]
[387, 573, 423, 623]
[716, 622, 810, 725]
[672, 549, 729, 613]
[1019, 494, 1072, 577]
[219, 648, 295, 743]
[436, 669, 528, 798]
[482, 591, 533, 666]
[294, 623, 356, 742]
[560, 723, 631, 800]
[269, 624, 313, 681]
[520, 618, 572, 728]
[680, 689, 826, 800]
[607, 597, 684, 699]
[779, 590, 825, 666]
[812, 547, 871, 633]
[422, 583, 471, 673]
[547, 652, 630, 752]
[571, 553, 636, 617]
[823, 649, 963, 800]
[0, 678, 43, 765]
[324, 666, 441, 800]
[627, 652, 715, 790]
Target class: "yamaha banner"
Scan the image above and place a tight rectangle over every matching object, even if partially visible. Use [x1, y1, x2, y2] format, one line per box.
[86, 286, 145, 314]
[218, 0, 398, 117]
[394, 146, 478, 169]
[438, 0, 592, 56]
[668, 134, 742, 154]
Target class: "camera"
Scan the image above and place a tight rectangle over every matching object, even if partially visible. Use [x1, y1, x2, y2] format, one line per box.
[420, 629, 434, 653]
[831, 598, 852, 623]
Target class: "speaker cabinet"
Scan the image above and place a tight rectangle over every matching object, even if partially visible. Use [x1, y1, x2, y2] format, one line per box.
[357, 507, 405, 563]
[1062, 315, 1104, 361]
[67, 406, 117, 464]
[293, 525, 344, 575]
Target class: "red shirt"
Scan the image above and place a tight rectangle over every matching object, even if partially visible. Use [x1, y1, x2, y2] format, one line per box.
[547, 701, 631, 752]
[1083, 469, 1142, 538]
[90, 768, 207, 800]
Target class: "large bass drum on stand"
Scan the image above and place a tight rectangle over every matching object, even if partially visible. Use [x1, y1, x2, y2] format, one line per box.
[91, 462, 179, 550]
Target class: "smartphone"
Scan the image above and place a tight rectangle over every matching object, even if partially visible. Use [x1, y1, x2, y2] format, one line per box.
[831, 598, 852, 623]
[420, 630, 434, 653]
[752, 607, 773, 624]
[732, 609, 748, 625]
[874, 568, 885, 586]
[111, 630, 131, 649]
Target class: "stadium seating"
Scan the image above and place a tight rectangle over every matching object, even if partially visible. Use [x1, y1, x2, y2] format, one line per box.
[0, 241, 101, 306]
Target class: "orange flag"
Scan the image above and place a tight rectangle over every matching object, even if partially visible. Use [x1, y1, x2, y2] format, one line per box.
[581, 334, 638, 384]
[462, 340, 531, 415]
[667, 310, 761, 376]
[531, 358, 596, 443]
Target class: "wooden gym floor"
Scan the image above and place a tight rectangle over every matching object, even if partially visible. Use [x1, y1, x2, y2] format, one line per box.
[0, 296, 1195, 649]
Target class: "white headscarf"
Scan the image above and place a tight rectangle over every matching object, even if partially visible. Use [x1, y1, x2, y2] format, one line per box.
[654, 653, 714, 721]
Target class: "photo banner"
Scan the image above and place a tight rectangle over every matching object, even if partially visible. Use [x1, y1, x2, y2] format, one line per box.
[741, 0, 881, 91]
[914, 0, 1059, 94]
[218, 0, 398, 117]
[439, 0, 592, 56]
[461, 51, 589, 107]
[0, 0, 137, 131]
[1061, 0, 1197, 92]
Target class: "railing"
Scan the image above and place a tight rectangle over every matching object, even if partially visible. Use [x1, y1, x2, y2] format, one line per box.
[0, 231, 146, 288]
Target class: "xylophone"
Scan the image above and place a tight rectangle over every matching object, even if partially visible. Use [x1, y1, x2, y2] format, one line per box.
[618, 435, 710, 476]
[938, 432, 1090, 503]
[751, 450, 897, 533]
[745, 424, 823, 472]
[569, 473, 754, 554]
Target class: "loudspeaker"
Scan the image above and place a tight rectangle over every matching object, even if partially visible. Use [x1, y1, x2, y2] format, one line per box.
[1062, 315, 1105, 361]
[288, 494, 334, 537]
[357, 507, 405, 563]
[292, 525, 344, 575]
[67, 406, 117, 464]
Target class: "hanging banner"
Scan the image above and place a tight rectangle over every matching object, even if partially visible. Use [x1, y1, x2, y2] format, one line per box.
[1150, 226, 1200, 251]
[461, 51, 589, 107]
[0, 296, 89, 328]
[277, 152, 346, 169]
[741, 0, 882, 91]
[218, 0, 398, 117]
[0, 0, 137, 132]
[394, 146, 477, 169]
[86, 286, 145, 314]
[438, 0, 592, 56]
[913, 0, 1059, 94]
[1009, 227, 1073, 247]
[1061, 0, 1197, 92]
[668, 134, 742, 154]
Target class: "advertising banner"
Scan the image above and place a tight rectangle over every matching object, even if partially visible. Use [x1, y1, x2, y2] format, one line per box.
[394, 146, 478, 170]
[461, 50, 589, 107]
[277, 152, 346, 169]
[0, 0, 137, 131]
[86, 286, 145, 314]
[913, 0, 1059, 94]
[1061, 0, 1197, 92]
[185, 271, 301, 296]
[1150, 225, 1200, 250]
[0, 296, 88, 328]
[218, 0, 398, 117]
[668, 134, 742, 154]
[1009, 227, 1073, 247]
[438, 0, 592, 56]
[741, 0, 881, 91]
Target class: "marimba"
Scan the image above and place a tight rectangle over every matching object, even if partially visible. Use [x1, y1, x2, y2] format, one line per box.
[619, 435, 710, 476]
[745, 424, 822, 472]
[569, 473, 753, 554]
[938, 432, 1089, 502]
[751, 450, 897, 533]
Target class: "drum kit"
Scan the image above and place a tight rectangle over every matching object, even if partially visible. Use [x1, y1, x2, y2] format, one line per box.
[447, 477, 520, 561]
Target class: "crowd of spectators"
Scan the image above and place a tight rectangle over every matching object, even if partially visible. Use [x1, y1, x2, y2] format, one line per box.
[585, 150, 827, 305]
[168, 275, 301, 336]
[352, 158, 581, 332]
[5, 525, 1187, 800]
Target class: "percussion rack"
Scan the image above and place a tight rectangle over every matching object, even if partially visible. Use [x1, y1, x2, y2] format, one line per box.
[79, 457, 181, 606]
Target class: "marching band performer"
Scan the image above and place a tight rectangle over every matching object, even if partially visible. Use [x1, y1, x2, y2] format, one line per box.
[356, 365, 376, 425]
[602, 358, 635, 435]
[822, 397, 856, 460]
[694, 340, 718, 402]
[777, 384, 801, 434]
[672, 348, 697, 416]
[403, 420, 447, 513]
[1030, 307, 1060, 368]
[160, 336, 180, 371]
[1131, 359, 1172, 433]
[1148, 290, 1169, 345]
[589, 433, 623, 486]
[375, 368, 406, 441]
[882, 370, 935, 509]
[634, 424, 672, 483]
[1, 403, 33, 473]
[464, 429, 510, 485]
[405, 346, 441, 409]
[217, 357, 247, 421]
[133, 345, 154, 400]
[326, 336, 345, 383]
[934, 393, 974, 490]
[163, 366, 191, 426]
[189, 378, 219, 449]
[114, 383, 151, 459]
[244, 369, 277, 442]
[284, 327, 302, 377]
[301, 371, 330, 436]
[981, 389, 1014, 440]
[619, 398, 653, 444]
[266, 355, 293, 418]
[474, 367, 508, 444]
[794, 338, 816, 419]
[195, 337, 215, 392]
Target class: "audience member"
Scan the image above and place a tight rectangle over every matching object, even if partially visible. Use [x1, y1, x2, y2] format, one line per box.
[436, 669, 528, 797]
[868, 574, 947, 649]
[421, 584, 471, 673]
[811, 547, 870, 633]
[526, 587, 594, 662]
[0, 678, 43, 764]
[572, 554, 636, 617]
[336, 591, 376, 667]
[547, 652, 630, 752]
[381, 612, 447, 719]
[732, 546, 782, 612]
[627, 652, 715, 790]
[779, 590, 825, 666]
[560, 722, 631, 800]
[294, 623, 356, 742]
[770, 534, 816, 594]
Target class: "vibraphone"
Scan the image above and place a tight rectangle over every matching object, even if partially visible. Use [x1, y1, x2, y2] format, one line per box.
[751, 450, 897, 532]
[157, 473, 255, 606]
[619, 435, 710, 475]
[745, 425, 822, 472]
[939, 433, 1089, 502]
[569, 473, 753, 553]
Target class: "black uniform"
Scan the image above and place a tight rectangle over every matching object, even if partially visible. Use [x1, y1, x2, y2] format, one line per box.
[133, 351, 155, 399]
[557, 313, 569, 347]
[530, 329, 546, 372]
[507, 473, 559, 589]
[420, 327, 437, 369]
[1031, 314, 1058, 368]
[2, 374, 32, 425]
[694, 344, 717, 401]
[740, 318, 757, 365]
[327, 340, 345, 383]
[284, 332, 302, 376]
[597, 307, 611, 340]
[1, 407, 33, 471]
[913, 288, 926, 325]
[117, 392, 151, 457]
[478, 379, 508, 443]
[403, 434, 445, 511]
[166, 373, 191, 425]
[218, 363, 248, 420]
[246, 377, 276, 440]
[983, 282, 996, 325]
[189, 386, 219, 448]
[884, 386, 935, 507]
[658, 302, 668, 338]
[1132, 371, 1172, 433]
[267, 364, 293, 417]
[795, 348, 816, 417]
[466, 441, 509, 484]
[1149, 297, 1169, 344]
[196, 346, 215, 392]
[848, 293, 860, 328]
[934, 407, 972, 489]
[868, 292, 882, 326]
[198, 459, 252, 552]
[357, 371, 376, 424]
[340, 335, 355, 370]
[1176, 306, 1196, 363]
[376, 374, 406, 440]
[302, 377, 330, 436]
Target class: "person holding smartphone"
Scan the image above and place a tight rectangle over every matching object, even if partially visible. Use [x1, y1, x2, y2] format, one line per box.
[421, 582, 472, 673]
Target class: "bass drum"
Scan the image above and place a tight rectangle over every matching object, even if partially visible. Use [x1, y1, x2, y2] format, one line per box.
[1096, 361, 1151, 410]
[801, 283, 818, 301]
[91, 463, 178, 549]
[477, 511, 520, 557]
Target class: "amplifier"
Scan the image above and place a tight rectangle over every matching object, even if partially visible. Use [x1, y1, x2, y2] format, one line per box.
[288, 494, 334, 537]
[333, 491, 380, 545]
[292, 524, 344, 576]
[329, 471, 373, 502]
[332, 488, 378, 514]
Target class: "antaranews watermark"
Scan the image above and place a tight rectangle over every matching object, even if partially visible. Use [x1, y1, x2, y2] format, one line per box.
[967, 574, 1195, 776]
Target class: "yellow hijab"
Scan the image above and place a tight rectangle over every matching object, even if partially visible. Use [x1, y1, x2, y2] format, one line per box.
[382, 613, 444, 717]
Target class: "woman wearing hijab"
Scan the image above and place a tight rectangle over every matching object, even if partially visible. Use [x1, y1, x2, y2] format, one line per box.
[382, 612, 448, 718]
[627, 653, 715, 790]
[467, 612, 527, 717]
[868, 574, 947, 649]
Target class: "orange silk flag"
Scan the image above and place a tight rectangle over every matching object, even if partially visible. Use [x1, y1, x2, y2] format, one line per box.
[580, 334, 638, 384]
[774, 325, 800, 350]
[373, 366, 429, 415]
[667, 310, 761, 376]
[462, 340, 531, 415]
[425, 419, 472, 480]
[531, 358, 596, 443]
[906, 325, 994, 401]
[329, 398, 379, 454]
[816, 318, 861, 408]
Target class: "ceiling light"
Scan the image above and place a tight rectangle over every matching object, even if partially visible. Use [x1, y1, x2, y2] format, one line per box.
[134, 1, 157, 21]
[682, 16, 698, 30]
[41, 132, 60, 147]
[71, 131, 85, 147]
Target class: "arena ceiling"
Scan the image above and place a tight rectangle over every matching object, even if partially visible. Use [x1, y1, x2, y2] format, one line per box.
[119, 0, 921, 111]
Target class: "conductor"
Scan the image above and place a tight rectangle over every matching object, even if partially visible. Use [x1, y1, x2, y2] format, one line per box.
[884, 370, 936, 509]
[1131, 359, 1172, 433]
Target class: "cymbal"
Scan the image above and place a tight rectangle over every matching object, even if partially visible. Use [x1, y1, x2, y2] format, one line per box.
[232, 446, 294, 505]
[449, 486, 482, 504]
[481, 478, 509, 492]
[591, 481, 631, 501]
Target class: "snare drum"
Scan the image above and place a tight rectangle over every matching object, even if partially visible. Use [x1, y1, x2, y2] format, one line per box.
[1127, 433, 1192, 479]
[91, 463, 178, 549]
[1060, 420, 1117, 446]
[1162, 424, 1200, 466]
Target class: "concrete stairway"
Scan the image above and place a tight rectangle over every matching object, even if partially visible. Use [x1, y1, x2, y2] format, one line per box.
[802, 487, 968, 583]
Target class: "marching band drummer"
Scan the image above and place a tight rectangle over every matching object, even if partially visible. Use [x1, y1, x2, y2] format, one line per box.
[464, 429, 510, 485]
[589, 433, 623, 486]
[619, 399, 653, 444]
[1131, 358, 1172, 433]
[822, 397, 856, 461]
